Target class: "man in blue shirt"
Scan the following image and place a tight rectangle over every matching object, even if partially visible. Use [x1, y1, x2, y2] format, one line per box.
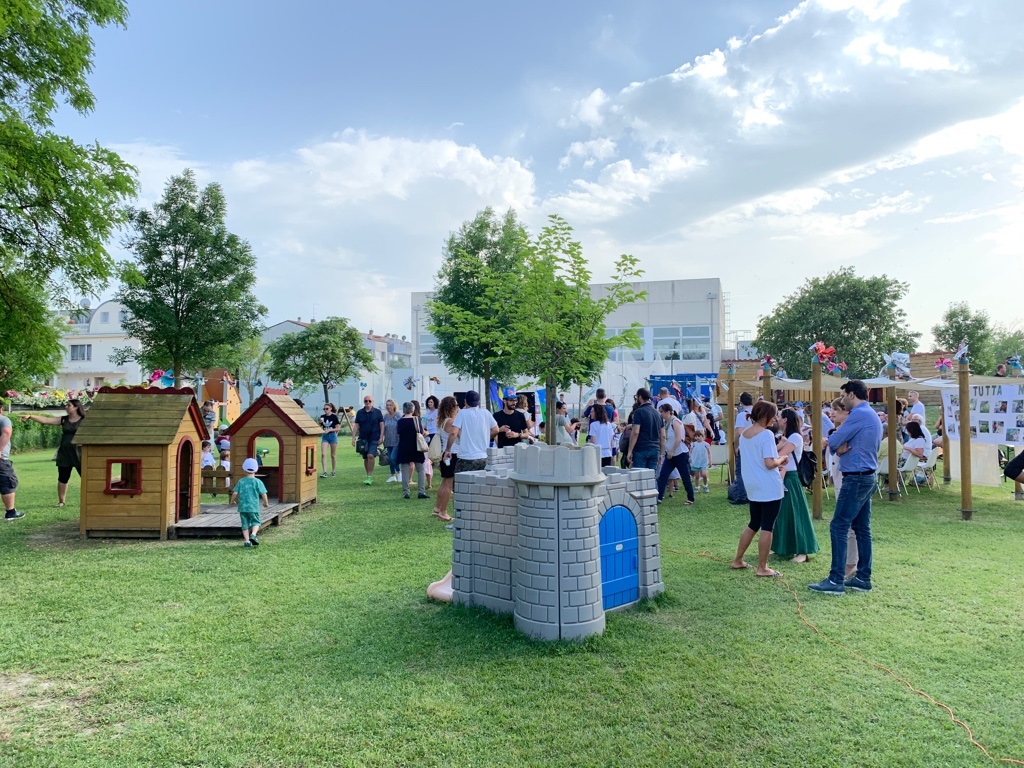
[809, 379, 882, 595]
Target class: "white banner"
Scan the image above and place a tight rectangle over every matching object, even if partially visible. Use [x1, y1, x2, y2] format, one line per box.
[942, 384, 1024, 446]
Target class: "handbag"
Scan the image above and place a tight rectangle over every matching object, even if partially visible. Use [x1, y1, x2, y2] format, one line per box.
[355, 438, 367, 455]
[427, 430, 443, 464]
[415, 417, 429, 453]
[797, 449, 818, 490]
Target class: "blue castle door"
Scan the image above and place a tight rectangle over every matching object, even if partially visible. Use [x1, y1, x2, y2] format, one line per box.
[599, 505, 639, 609]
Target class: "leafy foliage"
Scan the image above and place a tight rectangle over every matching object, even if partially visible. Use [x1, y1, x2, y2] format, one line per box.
[505, 215, 645, 442]
[931, 301, 994, 374]
[218, 336, 271, 404]
[265, 317, 376, 404]
[992, 321, 1024, 372]
[112, 170, 267, 385]
[0, 1, 137, 389]
[754, 267, 919, 379]
[427, 208, 529, 410]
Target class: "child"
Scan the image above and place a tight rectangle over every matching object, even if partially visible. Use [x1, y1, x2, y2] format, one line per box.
[231, 458, 269, 547]
[200, 440, 216, 469]
[689, 428, 711, 493]
[219, 448, 231, 487]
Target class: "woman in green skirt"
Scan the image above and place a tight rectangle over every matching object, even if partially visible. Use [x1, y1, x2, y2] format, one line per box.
[772, 408, 819, 563]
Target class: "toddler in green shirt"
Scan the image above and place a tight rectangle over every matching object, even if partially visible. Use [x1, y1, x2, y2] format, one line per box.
[231, 458, 269, 547]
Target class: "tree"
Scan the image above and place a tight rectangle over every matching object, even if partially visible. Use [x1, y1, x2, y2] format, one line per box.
[218, 336, 270, 403]
[265, 317, 376, 404]
[112, 171, 267, 386]
[992, 321, 1024, 372]
[1, 1, 137, 387]
[505, 215, 645, 444]
[427, 207, 529, 411]
[932, 302, 994, 374]
[754, 268, 919, 379]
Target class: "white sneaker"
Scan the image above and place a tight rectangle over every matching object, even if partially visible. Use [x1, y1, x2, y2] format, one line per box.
[704, 485, 710, 493]
[386, 474, 398, 483]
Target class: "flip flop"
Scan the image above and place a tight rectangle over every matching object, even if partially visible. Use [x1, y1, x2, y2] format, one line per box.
[730, 563, 751, 570]
[53, 502, 65, 509]
[756, 570, 782, 578]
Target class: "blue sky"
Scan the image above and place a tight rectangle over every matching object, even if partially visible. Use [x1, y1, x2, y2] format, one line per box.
[60, 0, 1024, 346]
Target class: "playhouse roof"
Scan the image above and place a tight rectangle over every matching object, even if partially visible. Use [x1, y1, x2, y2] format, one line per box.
[223, 393, 321, 437]
[73, 387, 207, 445]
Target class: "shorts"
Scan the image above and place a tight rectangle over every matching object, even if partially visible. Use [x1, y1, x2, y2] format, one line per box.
[321, 432, 338, 445]
[439, 453, 457, 479]
[57, 464, 82, 484]
[455, 457, 487, 474]
[0, 459, 17, 495]
[239, 508, 261, 529]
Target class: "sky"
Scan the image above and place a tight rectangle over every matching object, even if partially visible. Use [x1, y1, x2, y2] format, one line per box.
[59, 0, 1024, 347]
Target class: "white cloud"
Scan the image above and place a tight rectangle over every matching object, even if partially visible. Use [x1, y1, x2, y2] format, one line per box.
[558, 138, 617, 169]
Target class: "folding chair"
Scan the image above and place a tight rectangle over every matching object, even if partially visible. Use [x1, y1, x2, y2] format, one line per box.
[897, 456, 918, 494]
[917, 450, 939, 490]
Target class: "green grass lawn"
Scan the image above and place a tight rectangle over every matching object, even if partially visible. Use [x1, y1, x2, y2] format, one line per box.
[1, 448, 1023, 767]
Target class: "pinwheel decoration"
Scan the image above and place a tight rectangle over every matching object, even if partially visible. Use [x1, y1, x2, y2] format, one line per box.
[934, 357, 952, 376]
[879, 352, 911, 379]
[429, 376, 441, 385]
[759, 355, 775, 372]
[1007, 355, 1023, 376]
[282, 378, 294, 391]
[403, 376, 417, 391]
[952, 340, 969, 362]
[725, 362, 736, 376]
[809, 341, 847, 376]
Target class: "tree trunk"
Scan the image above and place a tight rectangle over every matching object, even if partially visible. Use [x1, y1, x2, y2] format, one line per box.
[173, 357, 182, 389]
[484, 360, 492, 412]
[545, 377, 556, 446]
[322, 382, 330, 405]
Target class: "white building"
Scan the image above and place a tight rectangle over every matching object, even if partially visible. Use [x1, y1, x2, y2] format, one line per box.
[411, 278, 726, 407]
[53, 299, 142, 390]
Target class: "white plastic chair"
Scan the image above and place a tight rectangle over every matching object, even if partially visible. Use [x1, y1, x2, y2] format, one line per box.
[915, 450, 939, 490]
[710, 443, 732, 484]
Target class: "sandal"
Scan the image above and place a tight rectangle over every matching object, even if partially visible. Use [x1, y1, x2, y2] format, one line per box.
[53, 502, 65, 509]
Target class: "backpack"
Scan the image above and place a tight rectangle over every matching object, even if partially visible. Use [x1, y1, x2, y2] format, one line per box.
[797, 449, 818, 490]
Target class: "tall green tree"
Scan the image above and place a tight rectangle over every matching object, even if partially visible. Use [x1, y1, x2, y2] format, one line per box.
[266, 318, 376, 404]
[0, 1, 137, 389]
[992, 321, 1024, 373]
[218, 336, 270, 404]
[754, 268, 919, 379]
[931, 301, 994, 374]
[505, 215, 645, 444]
[112, 170, 266, 386]
[427, 207, 529, 411]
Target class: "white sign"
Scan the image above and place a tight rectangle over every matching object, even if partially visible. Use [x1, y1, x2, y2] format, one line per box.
[942, 384, 1024, 446]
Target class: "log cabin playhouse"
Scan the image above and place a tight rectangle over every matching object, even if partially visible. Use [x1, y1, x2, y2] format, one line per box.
[73, 387, 207, 539]
[221, 393, 320, 508]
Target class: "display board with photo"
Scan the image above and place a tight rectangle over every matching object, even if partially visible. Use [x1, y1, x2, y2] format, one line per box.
[943, 385, 1024, 446]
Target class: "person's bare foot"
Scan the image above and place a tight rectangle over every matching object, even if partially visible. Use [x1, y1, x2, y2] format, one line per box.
[791, 554, 808, 563]
[731, 561, 751, 570]
[756, 568, 781, 578]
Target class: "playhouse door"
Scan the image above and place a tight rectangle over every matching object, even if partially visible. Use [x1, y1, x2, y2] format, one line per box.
[599, 505, 639, 610]
[177, 440, 194, 521]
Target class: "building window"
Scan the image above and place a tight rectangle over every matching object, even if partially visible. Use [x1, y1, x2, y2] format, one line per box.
[653, 326, 711, 362]
[419, 332, 440, 365]
[605, 328, 644, 362]
[70, 344, 92, 362]
[119, 309, 128, 323]
[305, 446, 316, 475]
[100, 311, 110, 323]
[105, 459, 142, 495]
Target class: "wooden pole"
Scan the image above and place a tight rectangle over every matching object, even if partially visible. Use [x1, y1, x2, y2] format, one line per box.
[811, 363, 823, 520]
[958, 359, 973, 520]
[727, 369, 736, 483]
[887, 386, 899, 500]
[942, 419, 951, 485]
[762, 371, 771, 404]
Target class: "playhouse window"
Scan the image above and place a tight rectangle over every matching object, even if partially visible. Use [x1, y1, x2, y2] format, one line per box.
[106, 460, 142, 495]
[306, 445, 315, 472]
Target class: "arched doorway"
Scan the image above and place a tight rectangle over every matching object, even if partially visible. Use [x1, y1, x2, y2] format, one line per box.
[176, 437, 195, 521]
[599, 504, 639, 609]
[249, 430, 284, 501]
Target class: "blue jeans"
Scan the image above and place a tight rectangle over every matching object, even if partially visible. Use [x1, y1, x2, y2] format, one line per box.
[829, 472, 876, 584]
[657, 452, 695, 502]
[387, 445, 400, 475]
[631, 448, 659, 471]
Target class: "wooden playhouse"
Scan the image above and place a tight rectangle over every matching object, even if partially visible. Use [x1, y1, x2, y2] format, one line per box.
[222, 392, 320, 508]
[73, 387, 207, 539]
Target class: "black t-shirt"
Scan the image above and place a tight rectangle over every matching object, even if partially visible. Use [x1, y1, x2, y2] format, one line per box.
[628, 402, 661, 453]
[354, 407, 383, 441]
[493, 409, 529, 448]
[583, 403, 615, 423]
[319, 413, 340, 433]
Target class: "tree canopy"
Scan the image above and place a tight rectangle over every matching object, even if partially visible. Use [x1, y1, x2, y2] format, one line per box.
[505, 215, 645, 442]
[113, 170, 266, 385]
[427, 207, 529, 410]
[754, 267, 919, 379]
[265, 317, 376, 404]
[0, 1, 137, 390]
[932, 301, 994, 374]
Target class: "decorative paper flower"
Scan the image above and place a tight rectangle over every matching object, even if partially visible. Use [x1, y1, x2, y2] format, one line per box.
[282, 378, 294, 391]
[810, 341, 846, 374]
[759, 355, 775, 371]
[1007, 355, 1022, 373]
[934, 357, 952, 371]
[149, 370, 164, 382]
[952, 341, 969, 361]
[403, 376, 416, 391]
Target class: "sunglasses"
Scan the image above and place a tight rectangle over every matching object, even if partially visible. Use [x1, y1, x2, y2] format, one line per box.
[364, 400, 372, 404]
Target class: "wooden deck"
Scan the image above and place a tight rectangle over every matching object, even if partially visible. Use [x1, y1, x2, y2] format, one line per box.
[173, 500, 299, 537]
